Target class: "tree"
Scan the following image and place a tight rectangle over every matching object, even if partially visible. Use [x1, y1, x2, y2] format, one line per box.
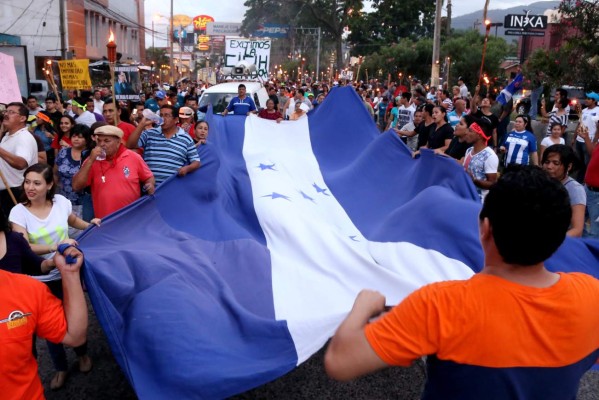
[242, 0, 363, 70]
[555, 0, 599, 89]
[146, 47, 170, 68]
[441, 30, 509, 91]
[347, 0, 436, 56]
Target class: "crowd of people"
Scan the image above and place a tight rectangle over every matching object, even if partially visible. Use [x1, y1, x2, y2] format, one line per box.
[340, 74, 599, 239]
[1, 71, 599, 396]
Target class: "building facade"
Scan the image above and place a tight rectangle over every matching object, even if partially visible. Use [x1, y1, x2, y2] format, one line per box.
[0, 0, 145, 80]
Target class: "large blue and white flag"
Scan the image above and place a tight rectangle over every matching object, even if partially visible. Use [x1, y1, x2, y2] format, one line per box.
[497, 73, 524, 105]
[78, 87, 599, 399]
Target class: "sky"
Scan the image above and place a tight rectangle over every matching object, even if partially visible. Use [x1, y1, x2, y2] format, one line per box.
[144, 0, 557, 47]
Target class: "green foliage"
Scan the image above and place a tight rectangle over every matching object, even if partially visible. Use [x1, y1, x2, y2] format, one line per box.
[523, 1, 599, 91]
[146, 47, 170, 68]
[357, 30, 509, 90]
[442, 30, 509, 89]
[347, 0, 435, 55]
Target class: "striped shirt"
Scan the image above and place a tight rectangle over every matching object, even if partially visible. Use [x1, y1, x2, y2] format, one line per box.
[138, 127, 200, 186]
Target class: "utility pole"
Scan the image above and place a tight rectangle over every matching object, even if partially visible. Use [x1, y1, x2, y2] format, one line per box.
[59, 0, 67, 59]
[431, 0, 442, 88]
[169, 0, 174, 85]
[446, 0, 452, 36]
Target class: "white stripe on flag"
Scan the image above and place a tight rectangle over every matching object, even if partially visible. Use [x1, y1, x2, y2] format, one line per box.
[243, 115, 474, 363]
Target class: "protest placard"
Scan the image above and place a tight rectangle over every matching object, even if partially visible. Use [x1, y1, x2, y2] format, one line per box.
[0, 52, 23, 104]
[58, 59, 92, 90]
[224, 38, 271, 78]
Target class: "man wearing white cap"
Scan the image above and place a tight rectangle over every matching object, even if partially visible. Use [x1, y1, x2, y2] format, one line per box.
[72, 124, 154, 218]
[177, 106, 195, 139]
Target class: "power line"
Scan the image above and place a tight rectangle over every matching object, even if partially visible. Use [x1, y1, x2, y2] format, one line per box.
[2, 0, 36, 33]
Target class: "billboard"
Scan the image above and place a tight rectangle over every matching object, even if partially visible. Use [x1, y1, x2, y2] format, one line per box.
[206, 22, 241, 36]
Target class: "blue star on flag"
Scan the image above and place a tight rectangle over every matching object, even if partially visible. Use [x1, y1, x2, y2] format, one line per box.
[300, 191, 315, 203]
[262, 192, 291, 201]
[257, 163, 277, 171]
[312, 183, 330, 196]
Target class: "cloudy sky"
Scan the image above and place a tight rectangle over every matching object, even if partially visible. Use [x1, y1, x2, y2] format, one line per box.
[144, 0, 556, 46]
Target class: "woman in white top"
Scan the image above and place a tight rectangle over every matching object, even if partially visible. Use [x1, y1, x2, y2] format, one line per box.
[539, 122, 566, 161]
[9, 163, 100, 389]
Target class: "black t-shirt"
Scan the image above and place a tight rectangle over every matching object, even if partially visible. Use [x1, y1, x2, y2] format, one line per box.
[428, 123, 454, 149]
[445, 136, 470, 160]
[416, 121, 436, 149]
[472, 110, 499, 132]
[0, 231, 44, 275]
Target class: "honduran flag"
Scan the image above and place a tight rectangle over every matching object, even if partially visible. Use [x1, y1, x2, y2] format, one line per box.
[497, 73, 524, 105]
[78, 87, 599, 399]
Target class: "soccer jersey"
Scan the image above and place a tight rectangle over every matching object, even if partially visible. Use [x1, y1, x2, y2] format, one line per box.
[502, 130, 537, 166]
[365, 273, 599, 400]
[226, 96, 256, 115]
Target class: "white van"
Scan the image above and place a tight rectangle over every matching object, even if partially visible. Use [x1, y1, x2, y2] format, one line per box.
[197, 81, 269, 120]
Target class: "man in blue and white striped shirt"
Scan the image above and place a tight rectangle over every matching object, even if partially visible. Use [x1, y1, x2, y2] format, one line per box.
[127, 105, 201, 186]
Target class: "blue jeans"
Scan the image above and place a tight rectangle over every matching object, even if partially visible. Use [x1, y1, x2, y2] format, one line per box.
[576, 141, 590, 183]
[529, 85, 543, 120]
[45, 280, 88, 371]
[585, 186, 599, 239]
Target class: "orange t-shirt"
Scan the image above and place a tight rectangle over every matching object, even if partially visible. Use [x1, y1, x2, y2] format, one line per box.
[0, 270, 67, 400]
[365, 273, 599, 399]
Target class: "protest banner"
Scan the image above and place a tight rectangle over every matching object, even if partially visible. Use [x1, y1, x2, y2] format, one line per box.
[224, 38, 271, 78]
[0, 52, 22, 103]
[114, 65, 141, 101]
[58, 59, 92, 90]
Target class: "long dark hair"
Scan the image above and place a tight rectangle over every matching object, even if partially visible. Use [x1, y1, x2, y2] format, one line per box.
[0, 210, 12, 234]
[20, 163, 56, 206]
[57, 115, 76, 143]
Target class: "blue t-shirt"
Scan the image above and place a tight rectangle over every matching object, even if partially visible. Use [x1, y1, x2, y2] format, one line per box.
[502, 130, 537, 166]
[226, 96, 256, 115]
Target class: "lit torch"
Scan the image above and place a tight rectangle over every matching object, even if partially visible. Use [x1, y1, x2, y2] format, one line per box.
[106, 30, 118, 126]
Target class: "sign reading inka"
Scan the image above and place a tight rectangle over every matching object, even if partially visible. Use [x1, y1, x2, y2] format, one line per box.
[504, 12, 548, 30]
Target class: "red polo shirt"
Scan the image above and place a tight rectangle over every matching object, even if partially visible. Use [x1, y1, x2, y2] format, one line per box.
[585, 144, 599, 188]
[84, 145, 153, 218]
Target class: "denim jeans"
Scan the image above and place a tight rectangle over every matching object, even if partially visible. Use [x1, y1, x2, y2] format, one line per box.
[585, 186, 599, 239]
[576, 141, 590, 183]
[45, 279, 88, 371]
[529, 85, 543, 120]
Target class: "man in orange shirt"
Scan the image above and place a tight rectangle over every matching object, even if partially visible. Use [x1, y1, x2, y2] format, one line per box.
[325, 166, 599, 399]
[0, 246, 87, 400]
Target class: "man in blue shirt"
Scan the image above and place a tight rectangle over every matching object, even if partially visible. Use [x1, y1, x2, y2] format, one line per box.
[222, 84, 257, 116]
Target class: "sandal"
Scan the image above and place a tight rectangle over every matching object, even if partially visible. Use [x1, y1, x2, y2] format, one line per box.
[78, 355, 93, 373]
[50, 371, 67, 390]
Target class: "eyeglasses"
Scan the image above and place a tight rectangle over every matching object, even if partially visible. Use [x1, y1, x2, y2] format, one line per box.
[4, 110, 20, 116]
[161, 114, 175, 119]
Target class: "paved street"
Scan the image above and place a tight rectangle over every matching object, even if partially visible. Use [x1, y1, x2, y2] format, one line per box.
[37, 296, 599, 399]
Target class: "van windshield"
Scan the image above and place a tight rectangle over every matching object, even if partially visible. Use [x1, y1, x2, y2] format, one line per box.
[199, 93, 234, 114]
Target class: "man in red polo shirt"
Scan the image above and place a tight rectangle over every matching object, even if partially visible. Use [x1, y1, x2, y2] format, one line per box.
[72, 125, 155, 218]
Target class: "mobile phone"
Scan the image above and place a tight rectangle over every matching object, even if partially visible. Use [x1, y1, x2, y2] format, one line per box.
[132, 108, 138, 115]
